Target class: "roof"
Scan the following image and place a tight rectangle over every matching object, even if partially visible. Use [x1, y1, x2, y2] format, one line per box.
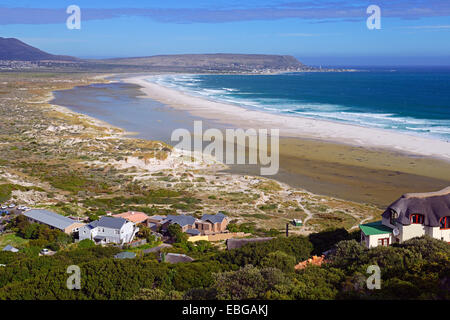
[2, 245, 19, 252]
[89, 216, 128, 230]
[166, 214, 196, 227]
[163, 253, 194, 264]
[148, 215, 167, 221]
[113, 211, 149, 223]
[360, 221, 393, 236]
[201, 213, 227, 224]
[226, 237, 274, 250]
[381, 187, 450, 227]
[24, 209, 77, 230]
[186, 228, 201, 236]
[114, 251, 136, 259]
[295, 255, 326, 270]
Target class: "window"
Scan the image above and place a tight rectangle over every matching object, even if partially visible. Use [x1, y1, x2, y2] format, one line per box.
[377, 238, 389, 246]
[390, 209, 398, 225]
[440, 217, 450, 230]
[410, 214, 424, 224]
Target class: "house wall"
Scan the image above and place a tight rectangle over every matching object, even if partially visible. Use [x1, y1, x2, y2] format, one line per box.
[428, 227, 450, 242]
[78, 222, 137, 244]
[364, 233, 393, 248]
[78, 225, 92, 241]
[399, 223, 426, 242]
[64, 222, 85, 234]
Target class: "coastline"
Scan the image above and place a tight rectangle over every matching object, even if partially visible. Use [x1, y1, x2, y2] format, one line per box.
[46, 74, 450, 207]
[124, 75, 450, 162]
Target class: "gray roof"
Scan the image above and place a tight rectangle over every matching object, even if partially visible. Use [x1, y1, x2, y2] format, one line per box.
[149, 215, 167, 221]
[382, 187, 450, 227]
[163, 253, 194, 264]
[186, 228, 201, 236]
[89, 216, 128, 230]
[226, 237, 274, 250]
[166, 214, 196, 227]
[201, 213, 227, 224]
[2, 245, 18, 252]
[114, 251, 136, 259]
[24, 209, 77, 230]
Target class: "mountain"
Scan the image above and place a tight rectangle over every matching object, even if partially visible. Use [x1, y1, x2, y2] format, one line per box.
[95, 53, 306, 72]
[0, 38, 310, 72]
[0, 37, 78, 61]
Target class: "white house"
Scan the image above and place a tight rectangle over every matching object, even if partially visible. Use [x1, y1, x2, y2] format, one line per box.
[78, 216, 139, 245]
[360, 187, 450, 248]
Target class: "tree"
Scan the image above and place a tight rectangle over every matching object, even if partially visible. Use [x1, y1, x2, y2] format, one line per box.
[212, 265, 288, 300]
[134, 288, 183, 300]
[167, 224, 188, 243]
[260, 251, 297, 273]
[78, 239, 95, 249]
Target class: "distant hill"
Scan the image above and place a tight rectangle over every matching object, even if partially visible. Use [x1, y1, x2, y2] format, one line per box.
[0, 37, 78, 61]
[0, 38, 310, 73]
[96, 53, 305, 72]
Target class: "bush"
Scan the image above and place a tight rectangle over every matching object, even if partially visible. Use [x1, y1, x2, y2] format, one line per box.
[78, 239, 95, 249]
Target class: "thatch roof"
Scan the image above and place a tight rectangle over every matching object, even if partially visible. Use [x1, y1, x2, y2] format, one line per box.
[226, 237, 274, 250]
[382, 187, 450, 227]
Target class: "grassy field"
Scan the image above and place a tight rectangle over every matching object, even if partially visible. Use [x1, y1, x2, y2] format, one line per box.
[0, 233, 29, 249]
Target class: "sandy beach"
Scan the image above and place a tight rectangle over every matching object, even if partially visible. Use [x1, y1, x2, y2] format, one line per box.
[125, 75, 450, 161]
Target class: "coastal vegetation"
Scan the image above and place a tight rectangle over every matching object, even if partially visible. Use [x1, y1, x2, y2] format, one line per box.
[0, 233, 447, 300]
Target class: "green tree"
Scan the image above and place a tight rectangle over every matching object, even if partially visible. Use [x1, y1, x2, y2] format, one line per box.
[167, 224, 188, 243]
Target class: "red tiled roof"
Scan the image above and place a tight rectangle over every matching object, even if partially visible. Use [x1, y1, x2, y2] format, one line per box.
[295, 255, 326, 270]
[113, 211, 149, 224]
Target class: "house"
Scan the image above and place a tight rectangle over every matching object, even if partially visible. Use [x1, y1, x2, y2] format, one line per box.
[161, 252, 194, 264]
[2, 245, 19, 253]
[78, 216, 139, 245]
[114, 251, 136, 259]
[195, 213, 228, 234]
[162, 215, 197, 232]
[146, 215, 168, 231]
[23, 209, 85, 234]
[113, 211, 149, 224]
[360, 187, 450, 248]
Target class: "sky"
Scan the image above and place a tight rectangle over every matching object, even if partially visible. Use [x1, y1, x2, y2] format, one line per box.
[1, 0, 450, 66]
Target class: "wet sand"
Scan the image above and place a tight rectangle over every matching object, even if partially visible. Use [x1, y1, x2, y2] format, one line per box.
[263, 138, 449, 207]
[53, 77, 450, 208]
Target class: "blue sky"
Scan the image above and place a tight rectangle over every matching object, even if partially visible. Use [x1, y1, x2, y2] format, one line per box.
[1, 0, 450, 66]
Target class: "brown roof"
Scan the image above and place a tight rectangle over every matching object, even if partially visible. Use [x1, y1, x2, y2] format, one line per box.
[382, 187, 450, 227]
[163, 253, 194, 264]
[226, 237, 274, 250]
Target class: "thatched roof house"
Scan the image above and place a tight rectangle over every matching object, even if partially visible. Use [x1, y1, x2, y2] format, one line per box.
[381, 187, 450, 227]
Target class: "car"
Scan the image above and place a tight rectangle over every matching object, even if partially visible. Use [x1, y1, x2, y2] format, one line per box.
[1, 206, 6, 210]
[8, 204, 15, 208]
[40, 248, 50, 255]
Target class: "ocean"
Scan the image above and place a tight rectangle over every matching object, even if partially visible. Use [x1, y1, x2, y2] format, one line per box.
[149, 67, 450, 141]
